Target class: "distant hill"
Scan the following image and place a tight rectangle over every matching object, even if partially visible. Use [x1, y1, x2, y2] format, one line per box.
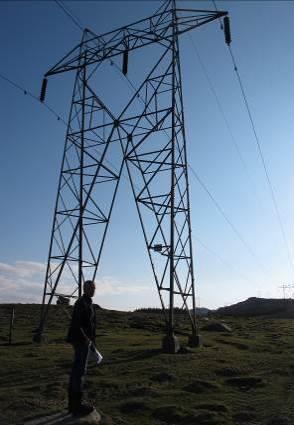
[195, 307, 211, 317]
[215, 297, 294, 318]
[136, 306, 211, 317]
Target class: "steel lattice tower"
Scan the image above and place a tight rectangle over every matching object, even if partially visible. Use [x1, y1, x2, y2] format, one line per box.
[34, 0, 227, 352]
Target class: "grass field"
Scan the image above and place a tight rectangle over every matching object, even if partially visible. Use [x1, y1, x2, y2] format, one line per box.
[0, 303, 294, 424]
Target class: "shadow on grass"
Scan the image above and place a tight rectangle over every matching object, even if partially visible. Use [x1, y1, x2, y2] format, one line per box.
[24, 409, 99, 424]
[0, 341, 33, 347]
[104, 348, 162, 365]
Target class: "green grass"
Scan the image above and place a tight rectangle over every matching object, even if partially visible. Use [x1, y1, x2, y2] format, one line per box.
[0, 304, 294, 424]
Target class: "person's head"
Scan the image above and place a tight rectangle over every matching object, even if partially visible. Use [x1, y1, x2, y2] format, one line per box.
[83, 280, 96, 298]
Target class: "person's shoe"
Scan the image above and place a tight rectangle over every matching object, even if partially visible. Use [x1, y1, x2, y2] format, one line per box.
[73, 402, 94, 416]
[70, 392, 94, 416]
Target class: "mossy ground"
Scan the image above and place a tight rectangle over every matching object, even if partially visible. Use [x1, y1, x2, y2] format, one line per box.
[0, 304, 294, 424]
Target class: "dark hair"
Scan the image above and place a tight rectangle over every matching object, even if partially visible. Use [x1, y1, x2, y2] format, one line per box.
[83, 280, 95, 289]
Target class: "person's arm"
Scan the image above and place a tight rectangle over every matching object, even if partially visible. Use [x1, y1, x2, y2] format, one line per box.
[79, 326, 91, 345]
[71, 300, 90, 344]
[93, 308, 96, 345]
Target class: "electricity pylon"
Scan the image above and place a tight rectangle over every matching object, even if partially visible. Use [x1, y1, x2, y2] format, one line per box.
[279, 284, 294, 300]
[34, 0, 228, 352]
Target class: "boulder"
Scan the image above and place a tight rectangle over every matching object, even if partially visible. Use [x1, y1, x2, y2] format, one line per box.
[202, 321, 232, 333]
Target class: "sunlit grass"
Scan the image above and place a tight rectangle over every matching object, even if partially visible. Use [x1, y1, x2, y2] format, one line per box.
[0, 304, 294, 424]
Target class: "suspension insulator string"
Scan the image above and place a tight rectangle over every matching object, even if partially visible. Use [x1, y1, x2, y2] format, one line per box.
[40, 78, 48, 102]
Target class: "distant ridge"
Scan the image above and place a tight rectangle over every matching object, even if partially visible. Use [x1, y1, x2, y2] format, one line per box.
[135, 307, 211, 316]
[2, 298, 294, 318]
[195, 307, 211, 317]
[216, 297, 294, 318]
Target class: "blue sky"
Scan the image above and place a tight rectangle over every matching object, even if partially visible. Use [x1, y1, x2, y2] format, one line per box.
[1, 0, 294, 310]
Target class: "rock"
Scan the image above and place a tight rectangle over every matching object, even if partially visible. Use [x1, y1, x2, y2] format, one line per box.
[152, 405, 220, 425]
[178, 345, 194, 354]
[233, 411, 257, 422]
[128, 385, 158, 397]
[25, 409, 101, 425]
[120, 400, 148, 414]
[183, 379, 220, 393]
[151, 371, 176, 383]
[215, 366, 244, 377]
[195, 403, 230, 413]
[267, 417, 289, 425]
[225, 376, 265, 390]
[152, 405, 187, 423]
[202, 321, 232, 332]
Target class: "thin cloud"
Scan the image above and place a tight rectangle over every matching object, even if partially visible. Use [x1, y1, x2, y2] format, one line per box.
[0, 260, 150, 304]
[96, 276, 149, 296]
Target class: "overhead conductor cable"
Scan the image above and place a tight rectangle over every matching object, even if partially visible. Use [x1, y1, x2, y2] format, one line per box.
[222, 11, 294, 276]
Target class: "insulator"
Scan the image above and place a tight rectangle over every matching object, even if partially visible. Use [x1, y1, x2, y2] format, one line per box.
[40, 78, 48, 102]
[122, 49, 129, 75]
[223, 16, 232, 45]
[154, 244, 163, 252]
[127, 134, 132, 142]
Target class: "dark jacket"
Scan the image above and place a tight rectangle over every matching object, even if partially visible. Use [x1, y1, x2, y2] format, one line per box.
[67, 294, 96, 345]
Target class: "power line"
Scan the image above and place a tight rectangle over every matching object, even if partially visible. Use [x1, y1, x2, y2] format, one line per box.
[0, 72, 65, 124]
[54, 1, 145, 102]
[212, 0, 218, 10]
[227, 45, 294, 277]
[213, 2, 294, 279]
[189, 166, 269, 278]
[54, 0, 84, 32]
[193, 236, 259, 287]
[2, 0, 146, 197]
[187, 34, 264, 208]
[187, 34, 277, 275]
[212, 0, 223, 30]
[211, 0, 294, 278]
[0, 71, 137, 193]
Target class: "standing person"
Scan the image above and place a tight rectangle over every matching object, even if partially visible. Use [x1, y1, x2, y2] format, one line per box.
[67, 280, 96, 416]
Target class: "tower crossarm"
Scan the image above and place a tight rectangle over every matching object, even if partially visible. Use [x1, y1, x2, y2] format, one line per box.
[45, 8, 227, 77]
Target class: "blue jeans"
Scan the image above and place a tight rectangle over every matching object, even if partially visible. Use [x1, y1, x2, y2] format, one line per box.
[69, 343, 89, 393]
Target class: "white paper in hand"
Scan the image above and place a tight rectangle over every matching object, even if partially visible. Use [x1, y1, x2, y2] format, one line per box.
[88, 343, 103, 365]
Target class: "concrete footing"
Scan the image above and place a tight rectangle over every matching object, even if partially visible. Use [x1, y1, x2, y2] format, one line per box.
[188, 333, 203, 348]
[162, 334, 180, 353]
[32, 330, 47, 343]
